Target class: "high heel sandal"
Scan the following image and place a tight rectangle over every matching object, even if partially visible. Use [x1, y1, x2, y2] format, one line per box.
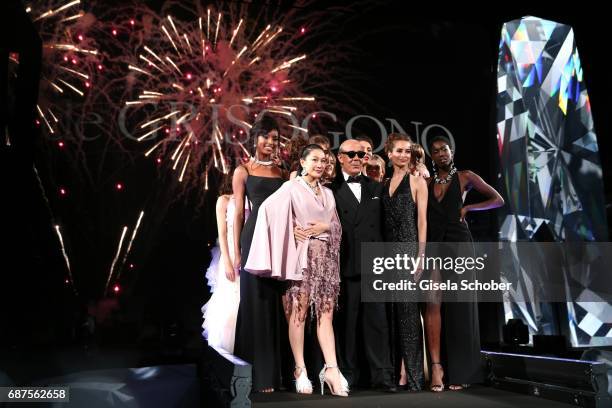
[339, 371, 349, 393]
[318, 364, 349, 397]
[294, 366, 313, 394]
[430, 362, 445, 392]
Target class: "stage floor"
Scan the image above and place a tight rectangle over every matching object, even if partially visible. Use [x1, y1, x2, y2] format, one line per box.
[251, 385, 573, 408]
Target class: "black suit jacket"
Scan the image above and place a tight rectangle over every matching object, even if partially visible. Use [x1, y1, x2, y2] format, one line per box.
[331, 175, 384, 278]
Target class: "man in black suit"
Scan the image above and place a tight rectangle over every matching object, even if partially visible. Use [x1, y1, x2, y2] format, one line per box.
[331, 139, 396, 392]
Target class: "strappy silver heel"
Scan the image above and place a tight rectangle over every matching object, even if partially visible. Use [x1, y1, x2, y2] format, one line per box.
[318, 363, 349, 397]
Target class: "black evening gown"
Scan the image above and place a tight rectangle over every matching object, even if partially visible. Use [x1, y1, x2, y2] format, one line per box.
[234, 175, 285, 391]
[427, 172, 483, 385]
[383, 174, 425, 390]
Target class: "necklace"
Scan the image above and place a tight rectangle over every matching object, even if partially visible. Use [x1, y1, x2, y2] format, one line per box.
[254, 158, 273, 166]
[301, 177, 320, 194]
[253, 153, 274, 166]
[434, 165, 457, 184]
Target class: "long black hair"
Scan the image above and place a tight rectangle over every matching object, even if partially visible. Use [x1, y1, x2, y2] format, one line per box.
[249, 115, 280, 157]
[296, 144, 326, 177]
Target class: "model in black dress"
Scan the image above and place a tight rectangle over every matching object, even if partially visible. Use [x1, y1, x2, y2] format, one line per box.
[383, 174, 425, 390]
[232, 118, 287, 393]
[425, 136, 504, 391]
[383, 133, 429, 390]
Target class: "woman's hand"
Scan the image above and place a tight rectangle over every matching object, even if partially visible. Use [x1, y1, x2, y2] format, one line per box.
[294, 226, 309, 243]
[303, 221, 329, 237]
[232, 255, 241, 275]
[416, 163, 430, 178]
[413, 255, 424, 282]
[460, 206, 470, 223]
[225, 259, 236, 282]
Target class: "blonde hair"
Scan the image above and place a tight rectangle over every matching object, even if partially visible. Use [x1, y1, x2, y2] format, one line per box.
[364, 154, 386, 181]
[370, 154, 386, 169]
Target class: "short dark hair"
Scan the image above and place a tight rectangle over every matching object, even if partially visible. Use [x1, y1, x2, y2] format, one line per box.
[301, 144, 325, 160]
[428, 135, 451, 152]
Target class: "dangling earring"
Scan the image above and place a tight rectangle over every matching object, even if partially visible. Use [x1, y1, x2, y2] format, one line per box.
[301, 167, 308, 176]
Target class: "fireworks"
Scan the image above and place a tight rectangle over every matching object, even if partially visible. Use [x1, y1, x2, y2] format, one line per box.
[93, 1, 344, 193]
[13, 0, 100, 136]
[103, 210, 145, 296]
[16, 1, 353, 296]
[104, 225, 129, 296]
[54, 225, 76, 292]
[125, 9, 314, 182]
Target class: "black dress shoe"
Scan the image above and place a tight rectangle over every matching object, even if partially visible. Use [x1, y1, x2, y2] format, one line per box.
[374, 383, 398, 393]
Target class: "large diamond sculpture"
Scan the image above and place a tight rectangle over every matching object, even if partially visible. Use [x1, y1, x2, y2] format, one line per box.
[496, 16, 610, 346]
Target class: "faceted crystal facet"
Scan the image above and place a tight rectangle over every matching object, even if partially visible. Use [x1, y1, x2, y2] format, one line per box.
[497, 16, 609, 346]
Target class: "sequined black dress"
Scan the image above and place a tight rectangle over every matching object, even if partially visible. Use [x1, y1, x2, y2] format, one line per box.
[383, 174, 425, 390]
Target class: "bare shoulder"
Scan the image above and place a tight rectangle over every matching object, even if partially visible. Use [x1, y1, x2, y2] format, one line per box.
[216, 194, 230, 210]
[411, 173, 427, 187]
[234, 163, 249, 178]
[458, 169, 477, 178]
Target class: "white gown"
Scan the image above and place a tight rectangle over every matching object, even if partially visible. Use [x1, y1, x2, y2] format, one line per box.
[201, 196, 248, 353]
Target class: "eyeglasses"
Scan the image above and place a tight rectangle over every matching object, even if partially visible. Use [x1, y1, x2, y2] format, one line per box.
[339, 151, 366, 159]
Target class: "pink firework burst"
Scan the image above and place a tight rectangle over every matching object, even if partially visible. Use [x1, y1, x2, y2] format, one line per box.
[94, 1, 349, 195]
[12, 0, 101, 137]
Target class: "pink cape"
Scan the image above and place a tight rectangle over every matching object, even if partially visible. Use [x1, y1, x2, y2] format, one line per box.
[245, 178, 341, 281]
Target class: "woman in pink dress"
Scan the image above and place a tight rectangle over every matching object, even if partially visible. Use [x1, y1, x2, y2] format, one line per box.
[245, 144, 348, 397]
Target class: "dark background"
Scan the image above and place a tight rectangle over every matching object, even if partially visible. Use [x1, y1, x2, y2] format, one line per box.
[1, 0, 611, 380]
